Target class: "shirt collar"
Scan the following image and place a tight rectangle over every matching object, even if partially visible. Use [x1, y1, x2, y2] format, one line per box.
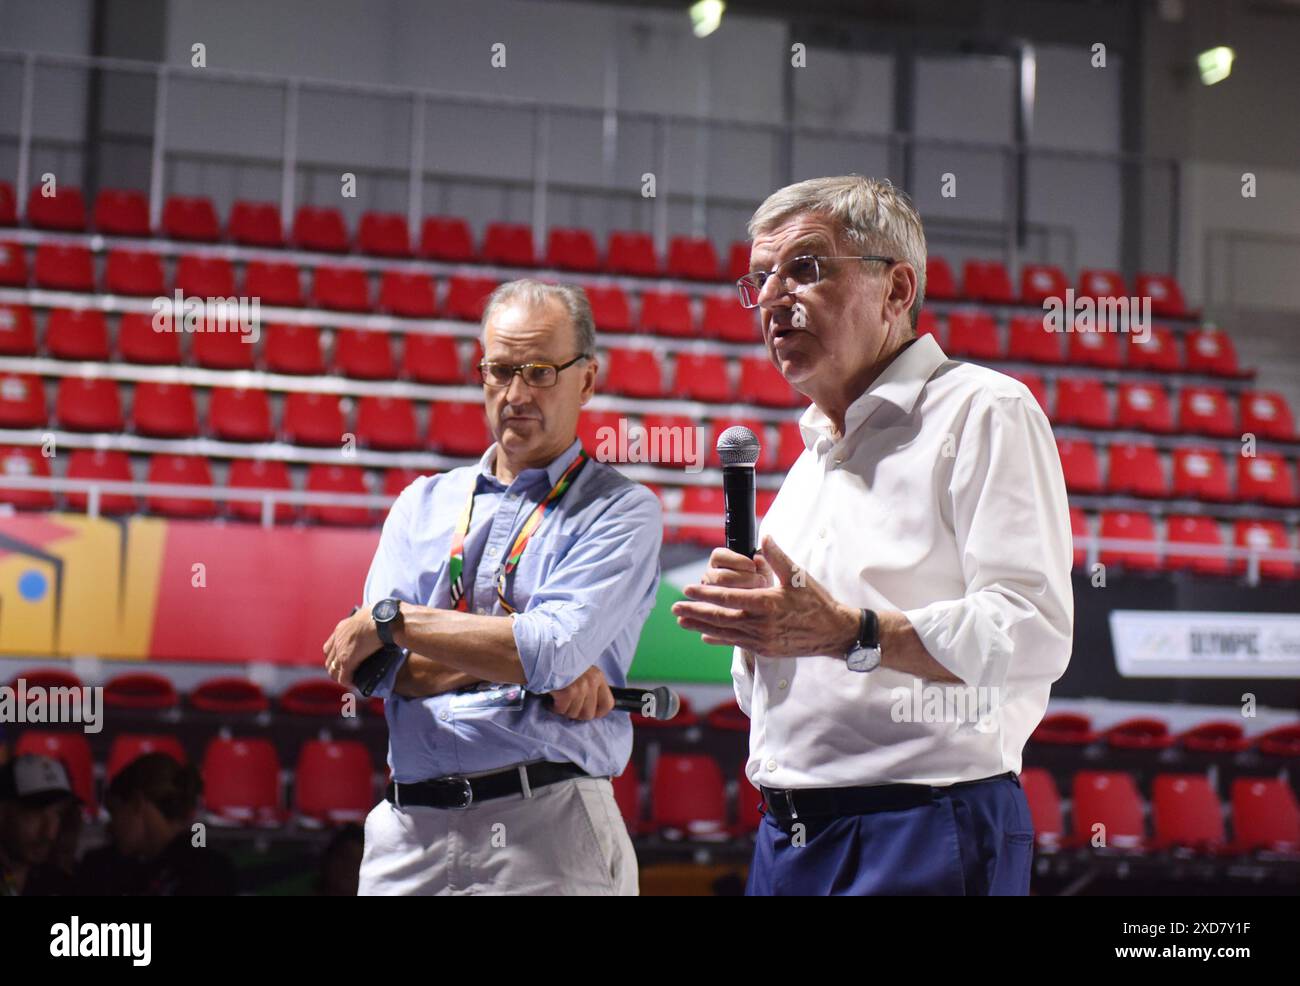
[799, 332, 949, 447]
[476, 438, 584, 491]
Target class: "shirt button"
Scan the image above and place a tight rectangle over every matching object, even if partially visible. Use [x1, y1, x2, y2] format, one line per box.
[439, 710, 450, 721]
[487, 547, 498, 557]
[818, 528, 827, 538]
[766, 759, 778, 772]
[778, 679, 788, 690]
[476, 607, 486, 615]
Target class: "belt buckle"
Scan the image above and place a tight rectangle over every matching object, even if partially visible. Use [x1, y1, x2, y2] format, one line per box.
[441, 775, 473, 809]
[768, 787, 798, 822]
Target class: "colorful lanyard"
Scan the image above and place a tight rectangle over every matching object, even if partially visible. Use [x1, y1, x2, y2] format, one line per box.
[448, 449, 589, 615]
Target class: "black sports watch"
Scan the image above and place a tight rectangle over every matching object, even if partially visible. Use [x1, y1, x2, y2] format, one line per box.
[372, 597, 404, 648]
[846, 608, 881, 673]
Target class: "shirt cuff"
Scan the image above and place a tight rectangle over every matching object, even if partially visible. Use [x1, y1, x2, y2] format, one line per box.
[731, 646, 755, 717]
[900, 598, 1015, 691]
[369, 646, 410, 701]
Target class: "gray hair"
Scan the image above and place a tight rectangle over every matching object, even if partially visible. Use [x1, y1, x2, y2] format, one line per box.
[747, 174, 927, 331]
[480, 279, 597, 356]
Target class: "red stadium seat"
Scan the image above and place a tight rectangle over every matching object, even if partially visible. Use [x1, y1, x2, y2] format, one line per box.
[383, 467, 423, 498]
[650, 754, 727, 840]
[603, 348, 663, 398]
[577, 410, 626, 460]
[191, 677, 269, 714]
[0, 372, 47, 428]
[1067, 771, 1146, 850]
[243, 260, 303, 306]
[227, 458, 296, 523]
[585, 284, 632, 334]
[1070, 507, 1089, 567]
[916, 309, 942, 344]
[378, 270, 437, 317]
[192, 323, 256, 371]
[924, 256, 956, 300]
[292, 205, 349, 253]
[774, 422, 806, 471]
[676, 486, 725, 547]
[481, 222, 536, 267]
[611, 761, 643, 836]
[15, 731, 94, 812]
[1151, 774, 1225, 852]
[0, 183, 12, 225]
[311, 265, 371, 311]
[282, 392, 346, 446]
[961, 259, 1014, 304]
[1229, 778, 1300, 854]
[295, 739, 374, 825]
[1134, 273, 1188, 319]
[427, 402, 491, 457]
[306, 463, 371, 526]
[93, 188, 149, 236]
[1019, 263, 1067, 305]
[1184, 329, 1242, 377]
[1007, 315, 1064, 363]
[0, 445, 53, 510]
[1171, 446, 1232, 502]
[673, 353, 733, 403]
[355, 395, 419, 450]
[162, 195, 220, 241]
[443, 275, 498, 321]
[735, 765, 763, 835]
[228, 200, 284, 247]
[1232, 520, 1296, 580]
[1077, 268, 1126, 302]
[1056, 438, 1102, 494]
[606, 231, 658, 277]
[66, 449, 135, 513]
[27, 184, 87, 231]
[0, 304, 36, 355]
[1105, 717, 1174, 750]
[1177, 386, 1236, 438]
[175, 254, 236, 297]
[726, 241, 751, 283]
[639, 290, 695, 337]
[1106, 442, 1168, 498]
[279, 679, 350, 716]
[640, 413, 708, 468]
[1067, 328, 1122, 368]
[1054, 378, 1113, 429]
[944, 311, 1001, 360]
[1007, 370, 1048, 416]
[739, 356, 801, 407]
[107, 735, 186, 782]
[1236, 453, 1296, 506]
[0, 240, 27, 285]
[418, 216, 475, 262]
[56, 377, 123, 432]
[1126, 324, 1181, 373]
[103, 673, 180, 711]
[209, 387, 274, 442]
[1257, 724, 1300, 758]
[1099, 511, 1160, 571]
[46, 309, 109, 360]
[1031, 712, 1097, 746]
[332, 328, 394, 379]
[702, 296, 759, 342]
[1020, 768, 1064, 850]
[1178, 721, 1249, 754]
[1165, 515, 1229, 575]
[1239, 391, 1295, 442]
[201, 736, 284, 826]
[33, 243, 94, 291]
[705, 699, 749, 733]
[667, 236, 720, 281]
[357, 212, 412, 257]
[131, 382, 198, 438]
[105, 249, 165, 296]
[1115, 382, 1173, 433]
[545, 228, 600, 272]
[262, 323, 324, 375]
[146, 454, 215, 518]
[402, 334, 463, 383]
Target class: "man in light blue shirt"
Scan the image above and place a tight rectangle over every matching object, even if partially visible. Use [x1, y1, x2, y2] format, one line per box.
[323, 280, 661, 895]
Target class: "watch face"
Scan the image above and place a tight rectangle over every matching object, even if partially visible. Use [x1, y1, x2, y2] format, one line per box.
[847, 645, 882, 673]
[373, 598, 396, 622]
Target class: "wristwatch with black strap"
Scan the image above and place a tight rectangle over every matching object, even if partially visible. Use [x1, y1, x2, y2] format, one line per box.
[845, 608, 882, 673]
[372, 597, 404, 648]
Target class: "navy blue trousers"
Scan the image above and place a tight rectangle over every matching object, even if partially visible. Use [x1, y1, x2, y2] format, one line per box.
[745, 773, 1034, 896]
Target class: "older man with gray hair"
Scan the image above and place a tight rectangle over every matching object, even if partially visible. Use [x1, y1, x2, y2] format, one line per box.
[323, 279, 662, 895]
[674, 175, 1074, 895]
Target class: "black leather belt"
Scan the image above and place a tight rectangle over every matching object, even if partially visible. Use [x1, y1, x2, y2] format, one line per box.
[760, 771, 1017, 826]
[386, 761, 589, 810]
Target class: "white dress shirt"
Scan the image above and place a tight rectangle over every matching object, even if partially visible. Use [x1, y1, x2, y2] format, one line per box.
[734, 332, 1074, 789]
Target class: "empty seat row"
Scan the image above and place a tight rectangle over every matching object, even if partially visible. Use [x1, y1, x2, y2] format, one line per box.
[920, 313, 1245, 377]
[1059, 438, 1300, 506]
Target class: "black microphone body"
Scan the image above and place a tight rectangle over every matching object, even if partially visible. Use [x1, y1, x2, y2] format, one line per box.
[716, 425, 762, 558]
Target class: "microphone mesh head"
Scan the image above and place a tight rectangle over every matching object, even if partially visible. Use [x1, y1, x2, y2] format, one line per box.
[716, 425, 761, 466]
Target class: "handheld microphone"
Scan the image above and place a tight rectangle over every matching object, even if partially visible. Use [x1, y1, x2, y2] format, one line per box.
[716, 425, 761, 557]
[345, 605, 404, 697]
[538, 685, 680, 721]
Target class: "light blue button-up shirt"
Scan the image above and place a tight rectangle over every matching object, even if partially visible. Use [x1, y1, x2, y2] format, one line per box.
[362, 438, 662, 782]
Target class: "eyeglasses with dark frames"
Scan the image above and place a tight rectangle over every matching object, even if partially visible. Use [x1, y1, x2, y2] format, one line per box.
[736, 254, 896, 308]
[477, 354, 591, 389]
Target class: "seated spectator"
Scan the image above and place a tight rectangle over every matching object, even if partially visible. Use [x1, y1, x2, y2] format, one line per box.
[0, 754, 79, 896]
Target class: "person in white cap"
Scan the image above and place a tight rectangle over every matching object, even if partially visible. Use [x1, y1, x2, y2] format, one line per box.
[0, 754, 79, 896]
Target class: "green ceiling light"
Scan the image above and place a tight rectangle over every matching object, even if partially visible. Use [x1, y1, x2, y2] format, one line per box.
[1197, 46, 1235, 85]
[689, 0, 725, 39]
